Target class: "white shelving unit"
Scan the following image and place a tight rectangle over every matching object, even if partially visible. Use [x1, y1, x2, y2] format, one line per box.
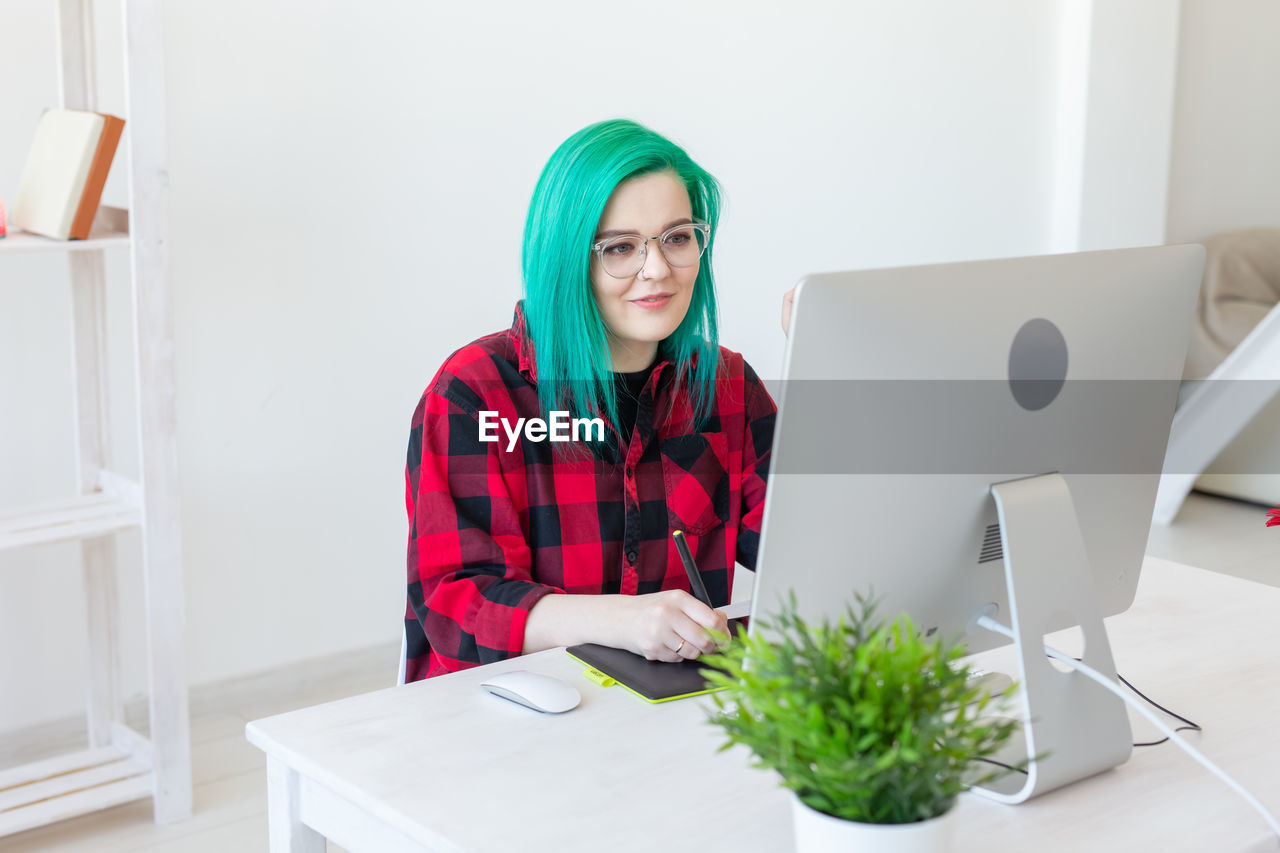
[0, 0, 192, 836]
[0, 204, 131, 253]
[1153, 303, 1280, 524]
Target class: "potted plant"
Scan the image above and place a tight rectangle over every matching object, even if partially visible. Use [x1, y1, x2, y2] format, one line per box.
[703, 594, 1017, 853]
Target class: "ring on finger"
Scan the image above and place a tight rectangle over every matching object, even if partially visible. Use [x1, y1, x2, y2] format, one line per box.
[674, 639, 685, 654]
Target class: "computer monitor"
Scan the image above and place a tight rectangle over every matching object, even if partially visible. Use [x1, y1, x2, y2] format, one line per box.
[748, 244, 1205, 802]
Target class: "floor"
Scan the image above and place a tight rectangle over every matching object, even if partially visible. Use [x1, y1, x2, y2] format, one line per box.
[1145, 491, 1280, 587]
[1, 490, 1276, 852]
[0, 645, 394, 853]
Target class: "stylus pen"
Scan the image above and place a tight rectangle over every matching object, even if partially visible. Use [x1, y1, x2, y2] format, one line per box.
[671, 529, 713, 608]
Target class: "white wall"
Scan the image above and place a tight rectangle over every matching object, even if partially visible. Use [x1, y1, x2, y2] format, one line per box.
[1075, 1, 1181, 250]
[4, 1, 1079, 732]
[1165, 0, 1280, 243]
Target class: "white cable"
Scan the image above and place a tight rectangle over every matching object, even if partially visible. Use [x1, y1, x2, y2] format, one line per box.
[975, 615, 1280, 841]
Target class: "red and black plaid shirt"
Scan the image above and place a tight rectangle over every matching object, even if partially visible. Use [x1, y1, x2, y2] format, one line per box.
[403, 303, 777, 680]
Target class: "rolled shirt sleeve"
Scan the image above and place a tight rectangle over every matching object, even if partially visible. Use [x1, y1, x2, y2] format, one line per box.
[405, 388, 562, 678]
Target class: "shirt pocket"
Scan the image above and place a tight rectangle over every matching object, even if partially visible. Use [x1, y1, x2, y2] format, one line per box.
[660, 432, 730, 536]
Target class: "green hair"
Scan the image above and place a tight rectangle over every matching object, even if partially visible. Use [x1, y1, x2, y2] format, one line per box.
[521, 119, 722, 436]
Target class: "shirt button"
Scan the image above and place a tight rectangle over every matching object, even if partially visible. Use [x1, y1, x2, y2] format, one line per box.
[626, 550, 638, 563]
[625, 466, 634, 479]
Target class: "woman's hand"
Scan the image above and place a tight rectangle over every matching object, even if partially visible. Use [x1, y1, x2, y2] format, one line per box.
[524, 590, 728, 660]
[614, 590, 729, 662]
[781, 287, 796, 336]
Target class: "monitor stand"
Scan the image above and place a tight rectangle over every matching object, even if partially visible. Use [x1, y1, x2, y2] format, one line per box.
[968, 473, 1133, 803]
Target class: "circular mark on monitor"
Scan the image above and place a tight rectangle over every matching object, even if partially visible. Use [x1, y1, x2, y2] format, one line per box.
[1008, 318, 1068, 411]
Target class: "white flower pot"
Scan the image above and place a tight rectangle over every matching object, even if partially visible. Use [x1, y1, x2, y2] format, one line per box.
[790, 792, 956, 853]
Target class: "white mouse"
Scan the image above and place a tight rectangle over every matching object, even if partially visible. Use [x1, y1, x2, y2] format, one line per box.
[480, 670, 581, 714]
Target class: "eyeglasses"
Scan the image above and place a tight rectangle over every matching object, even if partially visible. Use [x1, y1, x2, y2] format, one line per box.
[591, 222, 711, 279]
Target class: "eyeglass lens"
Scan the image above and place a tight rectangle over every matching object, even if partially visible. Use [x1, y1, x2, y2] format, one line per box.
[598, 225, 708, 278]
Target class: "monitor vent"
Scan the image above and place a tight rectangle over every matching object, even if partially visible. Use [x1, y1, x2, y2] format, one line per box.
[978, 523, 1003, 564]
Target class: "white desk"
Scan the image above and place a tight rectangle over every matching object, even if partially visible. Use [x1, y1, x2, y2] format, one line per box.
[246, 558, 1280, 852]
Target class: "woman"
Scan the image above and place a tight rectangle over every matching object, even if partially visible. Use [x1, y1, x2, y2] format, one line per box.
[404, 119, 779, 681]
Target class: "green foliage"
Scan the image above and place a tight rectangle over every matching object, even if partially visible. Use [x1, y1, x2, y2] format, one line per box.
[703, 593, 1017, 824]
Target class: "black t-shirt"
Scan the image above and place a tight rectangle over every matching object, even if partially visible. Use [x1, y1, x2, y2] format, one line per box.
[613, 363, 655, 442]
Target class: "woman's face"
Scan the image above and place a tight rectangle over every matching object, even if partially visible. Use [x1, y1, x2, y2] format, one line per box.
[590, 170, 699, 372]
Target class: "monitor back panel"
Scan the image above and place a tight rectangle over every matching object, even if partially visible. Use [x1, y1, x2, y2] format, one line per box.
[750, 245, 1205, 652]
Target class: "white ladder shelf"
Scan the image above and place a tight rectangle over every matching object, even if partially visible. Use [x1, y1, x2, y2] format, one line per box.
[0, 0, 192, 836]
[1153, 300, 1280, 524]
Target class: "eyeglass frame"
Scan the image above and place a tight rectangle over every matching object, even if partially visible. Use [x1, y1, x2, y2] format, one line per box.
[590, 221, 712, 279]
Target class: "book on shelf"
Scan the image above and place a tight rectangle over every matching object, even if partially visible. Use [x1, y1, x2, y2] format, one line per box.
[9, 108, 125, 241]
